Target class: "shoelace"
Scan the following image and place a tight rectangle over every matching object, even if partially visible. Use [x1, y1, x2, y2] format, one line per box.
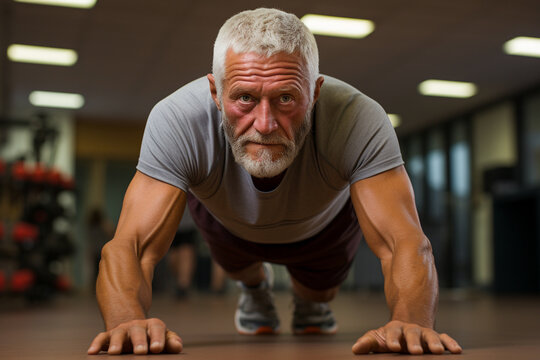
[242, 284, 275, 312]
[294, 298, 329, 316]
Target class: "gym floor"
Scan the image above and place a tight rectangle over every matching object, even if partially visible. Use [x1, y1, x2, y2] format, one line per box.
[1, 290, 539, 360]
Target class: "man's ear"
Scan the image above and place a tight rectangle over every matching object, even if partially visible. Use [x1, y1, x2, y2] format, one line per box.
[207, 74, 221, 111]
[312, 76, 325, 104]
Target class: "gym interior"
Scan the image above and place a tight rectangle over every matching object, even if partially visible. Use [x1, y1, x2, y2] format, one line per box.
[1, 1, 539, 359]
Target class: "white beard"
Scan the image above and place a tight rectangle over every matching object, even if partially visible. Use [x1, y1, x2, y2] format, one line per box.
[222, 108, 313, 178]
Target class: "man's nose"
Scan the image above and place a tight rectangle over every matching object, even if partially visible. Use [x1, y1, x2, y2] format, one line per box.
[253, 100, 278, 134]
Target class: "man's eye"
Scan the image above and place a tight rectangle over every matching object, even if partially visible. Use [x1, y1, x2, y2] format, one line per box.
[239, 95, 252, 102]
[280, 95, 293, 103]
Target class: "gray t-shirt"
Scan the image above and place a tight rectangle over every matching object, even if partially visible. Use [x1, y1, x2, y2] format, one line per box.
[137, 75, 403, 244]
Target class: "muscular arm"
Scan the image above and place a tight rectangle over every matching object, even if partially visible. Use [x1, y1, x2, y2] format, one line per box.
[350, 165, 461, 354]
[351, 165, 437, 326]
[89, 170, 186, 354]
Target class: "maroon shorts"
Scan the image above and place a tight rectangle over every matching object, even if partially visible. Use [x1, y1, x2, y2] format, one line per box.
[187, 193, 363, 291]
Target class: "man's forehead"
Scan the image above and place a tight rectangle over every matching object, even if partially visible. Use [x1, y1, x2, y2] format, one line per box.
[227, 81, 304, 95]
[225, 74, 308, 95]
[224, 52, 307, 86]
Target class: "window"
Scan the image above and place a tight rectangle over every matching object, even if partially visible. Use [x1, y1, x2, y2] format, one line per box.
[523, 91, 540, 186]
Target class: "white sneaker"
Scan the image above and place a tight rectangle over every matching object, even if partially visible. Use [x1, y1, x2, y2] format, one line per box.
[292, 294, 338, 335]
[234, 263, 280, 335]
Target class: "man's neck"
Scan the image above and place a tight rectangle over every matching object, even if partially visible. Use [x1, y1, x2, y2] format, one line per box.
[251, 171, 287, 192]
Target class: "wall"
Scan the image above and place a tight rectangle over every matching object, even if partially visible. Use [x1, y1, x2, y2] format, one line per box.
[472, 102, 517, 287]
[75, 118, 144, 211]
[523, 92, 540, 186]
[74, 118, 144, 290]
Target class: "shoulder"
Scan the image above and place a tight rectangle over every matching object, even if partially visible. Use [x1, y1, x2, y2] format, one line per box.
[315, 75, 388, 143]
[319, 75, 361, 99]
[317, 75, 386, 119]
[313, 76, 400, 181]
[153, 77, 216, 119]
[147, 77, 221, 139]
[138, 77, 225, 190]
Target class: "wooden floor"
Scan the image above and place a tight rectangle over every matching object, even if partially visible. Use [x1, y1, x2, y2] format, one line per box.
[1, 290, 540, 359]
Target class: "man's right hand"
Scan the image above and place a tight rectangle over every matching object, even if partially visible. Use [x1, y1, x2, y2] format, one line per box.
[87, 318, 183, 355]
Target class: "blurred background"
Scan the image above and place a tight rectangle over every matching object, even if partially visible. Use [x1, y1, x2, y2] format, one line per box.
[0, 0, 539, 304]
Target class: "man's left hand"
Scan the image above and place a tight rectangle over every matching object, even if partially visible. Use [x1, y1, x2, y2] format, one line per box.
[352, 320, 462, 355]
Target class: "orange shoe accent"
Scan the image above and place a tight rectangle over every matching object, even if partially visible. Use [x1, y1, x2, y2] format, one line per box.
[294, 326, 338, 335]
[237, 326, 279, 335]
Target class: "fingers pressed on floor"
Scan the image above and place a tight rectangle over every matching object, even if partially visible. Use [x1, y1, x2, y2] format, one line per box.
[352, 335, 378, 354]
[440, 333, 463, 354]
[403, 327, 423, 354]
[87, 332, 109, 354]
[108, 329, 127, 354]
[384, 326, 403, 352]
[129, 326, 149, 354]
[422, 331, 444, 354]
[147, 324, 166, 353]
[165, 330, 183, 353]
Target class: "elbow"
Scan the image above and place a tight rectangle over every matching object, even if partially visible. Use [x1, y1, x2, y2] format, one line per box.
[98, 241, 118, 274]
[100, 240, 113, 259]
[99, 241, 112, 266]
[100, 240, 122, 261]
[419, 234, 434, 255]
[411, 234, 435, 263]
[392, 232, 435, 263]
[99, 239, 135, 270]
[415, 235, 437, 274]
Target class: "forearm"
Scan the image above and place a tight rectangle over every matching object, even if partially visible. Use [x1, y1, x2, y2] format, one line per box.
[382, 236, 438, 328]
[96, 240, 154, 330]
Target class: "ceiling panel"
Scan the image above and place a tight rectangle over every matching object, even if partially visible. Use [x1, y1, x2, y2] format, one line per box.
[2, 0, 540, 134]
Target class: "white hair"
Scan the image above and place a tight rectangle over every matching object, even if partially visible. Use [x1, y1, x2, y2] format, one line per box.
[212, 8, 319, 98]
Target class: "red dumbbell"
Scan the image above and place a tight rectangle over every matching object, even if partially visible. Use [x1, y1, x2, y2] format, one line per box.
[55, 275, 72, 292]
[30, 163, 47, 184]
[0, 270, 6, 292]
[47, 168, 62, 187]
[12, 222, 39, 244]
[11, 161, 28, 182]
[10, 269, 36, 293]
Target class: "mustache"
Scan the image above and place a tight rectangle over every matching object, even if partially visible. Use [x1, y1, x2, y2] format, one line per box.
[237, 132, 292, 147]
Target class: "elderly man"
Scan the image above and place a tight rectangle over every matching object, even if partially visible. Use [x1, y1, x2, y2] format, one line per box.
[88, 8, 462, 356]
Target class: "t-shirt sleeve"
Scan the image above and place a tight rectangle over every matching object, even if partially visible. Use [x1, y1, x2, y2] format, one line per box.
[136, 81, 216, 192]
[137, 102, 191, 191]
[316, 78, 404, 185]
[346, 95, 404, 184]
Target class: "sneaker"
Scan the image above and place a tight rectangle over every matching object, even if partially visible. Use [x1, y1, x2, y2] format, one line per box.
[292, 294, 338, 335]
[234, 263, 280, 335]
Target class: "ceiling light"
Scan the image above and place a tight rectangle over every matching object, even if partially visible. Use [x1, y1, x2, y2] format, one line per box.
[8, 44, 78, 66]
[301, 14, 374, 39]
[387, 114, 401, 128]
[29, 91, 85, 109]
[13, 0, 96, 8]
[503, 36, 540, 58]
[418, 79, 477, 98]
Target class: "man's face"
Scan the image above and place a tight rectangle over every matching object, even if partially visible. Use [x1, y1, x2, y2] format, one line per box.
[209, 50, 322, 178]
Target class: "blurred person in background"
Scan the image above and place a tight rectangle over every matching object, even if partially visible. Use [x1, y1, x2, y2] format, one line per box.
[167, 207, 226, 298]
[86, 208, 114, 283]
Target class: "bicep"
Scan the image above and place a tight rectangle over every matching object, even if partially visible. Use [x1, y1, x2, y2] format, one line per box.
[112, 170, 186, 265]
[350, 165, 425, 261]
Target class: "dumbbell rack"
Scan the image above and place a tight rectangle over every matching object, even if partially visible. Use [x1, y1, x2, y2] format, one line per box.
[0, 158, 76, 302]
